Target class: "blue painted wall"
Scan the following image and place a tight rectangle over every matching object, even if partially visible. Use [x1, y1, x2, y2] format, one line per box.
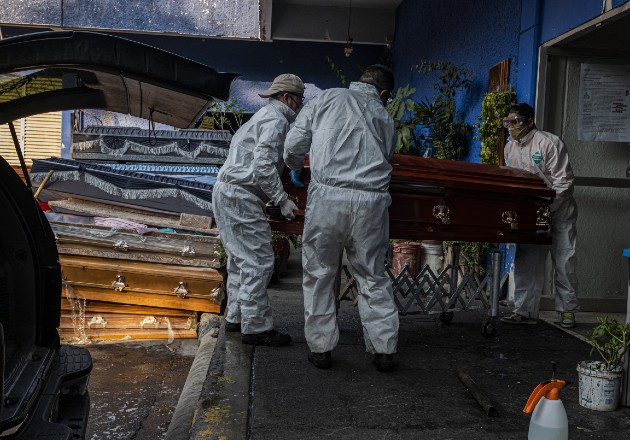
[119, 33, 390, 112]
[392, 0, 522, 163]
[392, 0, 630, 162]
[121, 33, 387, 91]
[539, 0, 603, 43]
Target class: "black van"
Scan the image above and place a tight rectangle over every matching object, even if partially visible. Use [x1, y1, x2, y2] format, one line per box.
[0, 30, 236, 438]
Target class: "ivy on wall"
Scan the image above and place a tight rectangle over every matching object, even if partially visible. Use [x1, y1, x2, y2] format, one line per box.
[475, 88, 517, 165]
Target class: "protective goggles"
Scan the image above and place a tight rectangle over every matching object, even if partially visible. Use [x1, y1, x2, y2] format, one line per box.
[502, 116, 527, 128]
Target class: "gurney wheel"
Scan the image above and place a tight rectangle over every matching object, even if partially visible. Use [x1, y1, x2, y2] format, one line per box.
[439, 311, 454, 324]
[481, 317, 497, 338]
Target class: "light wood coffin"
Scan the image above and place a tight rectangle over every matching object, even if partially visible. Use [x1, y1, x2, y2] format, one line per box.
[52, 222, 222, 268]
[59, 312, 196, 331]
[60, 255, 223, 313]
[60, 299, 195, 317]
[58, 327, 198, 341]
[59, 298, 200, 341]
[269, 154, 555, 244]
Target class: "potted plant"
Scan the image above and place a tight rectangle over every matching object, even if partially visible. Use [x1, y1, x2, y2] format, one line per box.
[386, 84, 418, 155]
[411, 60, 474, 160]
[576, 316, 630, 411]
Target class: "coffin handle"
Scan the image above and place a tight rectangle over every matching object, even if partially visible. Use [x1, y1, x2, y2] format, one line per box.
[502, 211, 518, 230]
[432, 205, 451, 225]
[536, 206, 551, 229]
[88, 315, 108, 329]
[112, 275, 127, 291]
[181, 245, 196, 257]
[113, 240, 130, 252]
[211, 283, 225, 304]
[174, 282, 189, 298]
[140, 316, 159, 329]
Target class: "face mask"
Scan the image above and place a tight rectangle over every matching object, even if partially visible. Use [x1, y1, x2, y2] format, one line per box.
[508, 125, 531, 141]
[286, 107, 298, 123]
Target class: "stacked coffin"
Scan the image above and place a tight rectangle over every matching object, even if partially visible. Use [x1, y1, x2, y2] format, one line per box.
[30, 126, 230, 342]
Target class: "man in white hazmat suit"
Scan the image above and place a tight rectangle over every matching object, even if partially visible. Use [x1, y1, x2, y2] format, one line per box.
[500, 103, 579, 328]
[283, 65, 399, 371]
[212, 74, 304, 346]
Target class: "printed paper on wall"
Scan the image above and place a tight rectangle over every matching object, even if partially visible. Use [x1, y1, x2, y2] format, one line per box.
[578, 63, 630, 142]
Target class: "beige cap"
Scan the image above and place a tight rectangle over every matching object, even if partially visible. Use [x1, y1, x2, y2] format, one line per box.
[258, 73, 305, 98]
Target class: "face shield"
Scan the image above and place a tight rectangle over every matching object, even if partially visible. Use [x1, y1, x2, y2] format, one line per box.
[503, 114, 533, 141]
[502, 116, 527, 128]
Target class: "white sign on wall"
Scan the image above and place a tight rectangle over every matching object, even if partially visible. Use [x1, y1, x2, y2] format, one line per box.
[578, 63, 630, 142]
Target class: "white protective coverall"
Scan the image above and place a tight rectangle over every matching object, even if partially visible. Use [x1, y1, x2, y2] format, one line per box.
[284, 82, 399, 354]
[504, 128, 578, 319]
[212, 99, 296, 334]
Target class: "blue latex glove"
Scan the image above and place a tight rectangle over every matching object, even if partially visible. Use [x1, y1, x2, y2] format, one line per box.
[289, 168, 305, 188]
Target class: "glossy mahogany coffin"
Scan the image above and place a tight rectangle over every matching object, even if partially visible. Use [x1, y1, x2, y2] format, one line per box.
[269, 154, 555, 244]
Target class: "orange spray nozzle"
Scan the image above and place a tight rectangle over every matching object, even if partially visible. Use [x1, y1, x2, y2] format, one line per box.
[523, 379, 566, 414]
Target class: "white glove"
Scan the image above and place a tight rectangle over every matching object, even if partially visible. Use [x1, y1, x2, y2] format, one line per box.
[279, 198, 298, 220]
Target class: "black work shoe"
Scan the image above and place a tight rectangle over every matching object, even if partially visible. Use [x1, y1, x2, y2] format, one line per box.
[242, 329, 291, 347]
[373, 353, 395, 372]
[224, 321, 241, 332]
[308, 351, 332, 369]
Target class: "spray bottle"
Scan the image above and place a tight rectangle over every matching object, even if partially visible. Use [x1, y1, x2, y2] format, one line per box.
[523, 362, 569, 440]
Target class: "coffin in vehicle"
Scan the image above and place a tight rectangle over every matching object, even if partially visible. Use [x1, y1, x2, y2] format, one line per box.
[269, 154, 555, 245]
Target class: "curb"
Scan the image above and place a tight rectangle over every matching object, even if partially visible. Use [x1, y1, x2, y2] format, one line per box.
[189, 322, 253, 439]
[165, 328, 219, 440]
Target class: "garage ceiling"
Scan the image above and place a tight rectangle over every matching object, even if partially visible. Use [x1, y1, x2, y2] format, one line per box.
[271, 0, 402, 45]
[279, 0, 401, 6]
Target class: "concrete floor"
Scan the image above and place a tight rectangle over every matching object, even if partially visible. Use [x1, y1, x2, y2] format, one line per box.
[187, 245, 630, 439]
[85, 339, 199, 440]
[80, 245, 629, 439]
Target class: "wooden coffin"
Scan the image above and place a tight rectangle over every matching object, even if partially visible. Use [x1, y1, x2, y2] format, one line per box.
[58, 327, 198, 341]
[60, 299, 196, 317]
[269, 154, 555, 244]
[52, 222, 222, 268]
[48, 198, 217, 234]
[60, 299, 200, 341]
[60, 255, 224, 313]
[59, 312, 196, 331]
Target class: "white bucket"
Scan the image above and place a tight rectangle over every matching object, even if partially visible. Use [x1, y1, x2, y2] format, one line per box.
[576, 360, 623, 411]
[420, 241, 444, 274]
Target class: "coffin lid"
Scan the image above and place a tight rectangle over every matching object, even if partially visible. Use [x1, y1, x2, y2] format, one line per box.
[390, 154, 556, 197]
[0, 30, 239, 128]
